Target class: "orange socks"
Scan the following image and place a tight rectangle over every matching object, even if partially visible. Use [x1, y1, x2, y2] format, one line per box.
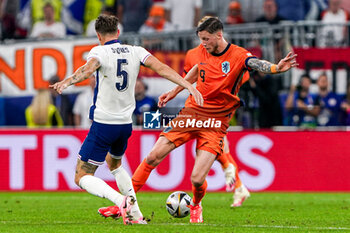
[216, 152, 230, 169]
[221, 152, 242, 189]
[228, 156, 242, 188]
[132, 159, 155, 192]
[192, 180, 208, 205]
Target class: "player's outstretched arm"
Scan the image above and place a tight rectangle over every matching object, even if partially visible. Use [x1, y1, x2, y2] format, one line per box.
[247, 52, 298, 74]
[144, 56, 203, 106]
[49, 58, 101, 94]
[158, 65, 199, 107]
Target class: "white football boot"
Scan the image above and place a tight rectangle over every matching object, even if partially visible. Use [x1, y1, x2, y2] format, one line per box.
[232, 184, 250, 207]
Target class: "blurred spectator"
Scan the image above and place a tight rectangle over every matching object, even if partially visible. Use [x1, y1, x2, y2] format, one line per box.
[249, 71, 283, 128]
[31, 0, 62, 25]
[285, 74, 320, 127]
[0, 0, 25, 40]
[225, 1, 244, 25]
[25, 89, 63, 128]
[341, 83, 350, 125]
[84, 0, 106, 32]
[319, 0, 349, 47]
[315, 73, 342, 126]
[275, 0, 311, 21]
[86, 6, 123, 37]
[341, 0, 350, 13]
[30, 2, 66, 38]
[256, 0, 286, 24]
[237, 0, 264, 22]
[202, 0, 263, 23]
[84, 0, 119, 34]
[48, 75, 74, 126]
[133, 79, 157, 125]
[73, 76, 95, 128]
[117, 0, 152, 32]
[306, 0, 328, 20]
[139, 5, 174, 33]
[256, 0, 285, 61]
[163, 0, 202, 30]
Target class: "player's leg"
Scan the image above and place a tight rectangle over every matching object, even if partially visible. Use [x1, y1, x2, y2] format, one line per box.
[75, 158, 125, 207]
[222, 135, 237, 192]
[104, 153, 144, 222]
[98, 124, 146, 223]
[222, 136, 250, 207]
[78, 122, 142, 224]
[132, 135, 176, 192]
[189, 149, 217, 223]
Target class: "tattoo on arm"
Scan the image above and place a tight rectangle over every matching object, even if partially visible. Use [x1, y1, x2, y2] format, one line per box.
[247, 58, 275, 73]
[69, 60, 100, 85]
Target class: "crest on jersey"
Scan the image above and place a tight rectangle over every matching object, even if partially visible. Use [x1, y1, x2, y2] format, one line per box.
[221, 61, 230, 74]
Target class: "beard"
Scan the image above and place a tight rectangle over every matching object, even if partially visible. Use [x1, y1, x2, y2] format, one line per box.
[209, 43, 219, 55]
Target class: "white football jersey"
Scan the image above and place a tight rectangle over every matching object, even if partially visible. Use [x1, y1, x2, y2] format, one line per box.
[86, 40, 151, 124]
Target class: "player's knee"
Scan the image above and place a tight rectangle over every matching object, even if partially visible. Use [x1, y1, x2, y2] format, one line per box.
[146, 151, 160, 167]
[191, 175, 204, 188]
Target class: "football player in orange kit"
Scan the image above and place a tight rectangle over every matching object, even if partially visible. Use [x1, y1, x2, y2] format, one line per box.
[183, 28, 249, 207]
[132, 17, 297, 223]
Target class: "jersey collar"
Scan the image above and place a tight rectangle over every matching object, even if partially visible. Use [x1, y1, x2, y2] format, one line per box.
[104, 39, 120, 45]
[212, 43, 231, 57]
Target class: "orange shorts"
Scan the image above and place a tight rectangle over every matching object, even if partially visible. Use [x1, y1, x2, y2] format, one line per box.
[160, 108, 228, 157]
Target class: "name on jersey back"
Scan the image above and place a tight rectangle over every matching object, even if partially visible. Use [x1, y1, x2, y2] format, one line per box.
[111, 47, 130, 54]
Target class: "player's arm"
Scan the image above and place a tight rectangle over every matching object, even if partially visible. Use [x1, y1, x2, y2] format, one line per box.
[247, 52, 298, 74]
[144, 55, 203, 106]
[172, 64, 198, 95]
[158, 65, 198, 107]
[49, 58, 100, 94]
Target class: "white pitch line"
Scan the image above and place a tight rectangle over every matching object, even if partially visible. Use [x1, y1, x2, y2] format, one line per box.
[1, 221, 350, 231]
[153, 223, 350, 231]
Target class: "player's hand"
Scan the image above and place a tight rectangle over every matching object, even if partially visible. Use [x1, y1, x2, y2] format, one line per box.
[188, 86, 203, 106]
[277, 52, 298, 73]
[158, 90, 176, 108]
[296, 99, 306, 109]
[49, 79, 70, 94]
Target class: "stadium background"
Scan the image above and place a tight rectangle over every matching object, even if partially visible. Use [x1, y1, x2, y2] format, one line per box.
[0, 0, 350, 194]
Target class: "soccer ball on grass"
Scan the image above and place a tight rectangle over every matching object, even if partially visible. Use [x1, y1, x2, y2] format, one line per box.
[166, 191, 192, 218]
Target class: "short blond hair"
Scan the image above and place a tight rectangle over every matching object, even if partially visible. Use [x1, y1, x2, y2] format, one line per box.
[197, 16, 218, 27]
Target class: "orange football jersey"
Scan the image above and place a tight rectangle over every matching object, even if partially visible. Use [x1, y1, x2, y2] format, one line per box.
[184, 43, 255, 118]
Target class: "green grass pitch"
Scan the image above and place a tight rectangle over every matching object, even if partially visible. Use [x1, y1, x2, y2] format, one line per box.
[0, 192, 350, 233]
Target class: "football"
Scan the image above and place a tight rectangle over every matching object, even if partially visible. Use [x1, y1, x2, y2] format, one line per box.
[165, 191, 192, 218]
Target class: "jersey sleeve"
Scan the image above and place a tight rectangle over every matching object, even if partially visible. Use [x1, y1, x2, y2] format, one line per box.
[241, 49, 257, 71]
[134, 46, 152, 65]
[87, 46, 105, 65]
[183, 52, 193, 77]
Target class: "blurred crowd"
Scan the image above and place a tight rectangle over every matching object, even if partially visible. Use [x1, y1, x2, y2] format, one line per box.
[237, 71, 350, 129]
[1, 0, 350, 129]
[0, 0, 348, 40]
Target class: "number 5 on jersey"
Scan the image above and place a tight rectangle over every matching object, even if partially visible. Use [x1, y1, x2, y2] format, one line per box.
[116, 59, 128, 91]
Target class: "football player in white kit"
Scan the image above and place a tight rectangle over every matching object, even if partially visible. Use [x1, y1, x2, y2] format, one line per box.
[50, 14, 203, 225]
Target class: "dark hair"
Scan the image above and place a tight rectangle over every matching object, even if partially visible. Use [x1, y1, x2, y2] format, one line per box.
[95, 14, 119, 35]
[300, 73, 311, 81]
[49, 75, 60, 85]
[196, 17, 223, 35]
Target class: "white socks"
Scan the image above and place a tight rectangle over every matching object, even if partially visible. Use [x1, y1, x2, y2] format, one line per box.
[111, 166, 136, 197]
[79, 175, 124, 206]
[111, 166, 142, 219]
